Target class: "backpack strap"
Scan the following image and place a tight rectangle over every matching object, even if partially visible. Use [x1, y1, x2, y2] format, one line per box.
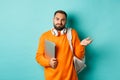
[67, 28, 85, 63]
[67, 28, 73, 52]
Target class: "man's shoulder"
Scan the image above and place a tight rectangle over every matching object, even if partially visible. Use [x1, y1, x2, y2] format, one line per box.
[41, 30, 51, 37]
[43, 30, 51, 34]
[68, 28, 77, 34]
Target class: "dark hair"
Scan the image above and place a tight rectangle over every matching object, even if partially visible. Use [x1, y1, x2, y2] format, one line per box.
[54, 10, 67, 18]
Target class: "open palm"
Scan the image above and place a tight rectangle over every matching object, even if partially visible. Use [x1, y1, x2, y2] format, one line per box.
[80, 37, 92, 46]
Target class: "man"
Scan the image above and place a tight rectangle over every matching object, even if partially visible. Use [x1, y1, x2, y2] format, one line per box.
[36, 10, 92, 80]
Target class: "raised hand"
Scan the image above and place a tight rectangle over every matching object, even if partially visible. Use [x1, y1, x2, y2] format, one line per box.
[80, 37, 92, 46]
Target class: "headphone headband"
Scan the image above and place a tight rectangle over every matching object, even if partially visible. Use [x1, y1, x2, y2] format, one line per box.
[51, 28, 67, 36]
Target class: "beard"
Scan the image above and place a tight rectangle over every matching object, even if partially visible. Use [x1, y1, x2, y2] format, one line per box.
[54, 24, 66, 31]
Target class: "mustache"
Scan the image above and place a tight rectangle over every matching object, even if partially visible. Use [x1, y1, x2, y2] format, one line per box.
[56, 23, 62, 25]
[54, 25, 65, 31]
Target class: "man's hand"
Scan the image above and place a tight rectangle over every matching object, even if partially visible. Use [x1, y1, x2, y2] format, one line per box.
[80, 37, 92, 46]
[49, 58, 58, 69]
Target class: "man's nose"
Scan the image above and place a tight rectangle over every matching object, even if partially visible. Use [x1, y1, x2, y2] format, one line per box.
[58, 20, 62, 24]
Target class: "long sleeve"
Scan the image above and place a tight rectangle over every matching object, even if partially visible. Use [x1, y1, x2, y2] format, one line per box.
[72, 29, 85, 59]
[36, 34, 50, 67]
[36, 30, 79, 80]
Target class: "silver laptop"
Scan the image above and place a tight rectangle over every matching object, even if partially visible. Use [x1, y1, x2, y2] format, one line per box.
[45, 40, 55, 58]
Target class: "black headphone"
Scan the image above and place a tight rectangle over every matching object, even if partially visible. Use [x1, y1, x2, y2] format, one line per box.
[51, 28, 67, 36]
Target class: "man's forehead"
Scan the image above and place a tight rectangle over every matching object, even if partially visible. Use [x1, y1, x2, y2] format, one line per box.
[55, 13, 66, 16]
[54, 13, 66, 19]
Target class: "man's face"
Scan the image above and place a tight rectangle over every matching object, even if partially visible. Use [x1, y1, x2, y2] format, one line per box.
[53, 13, 67, 31]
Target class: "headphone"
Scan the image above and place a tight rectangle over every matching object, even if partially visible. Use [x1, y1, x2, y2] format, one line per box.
[51, 28, 67, 36]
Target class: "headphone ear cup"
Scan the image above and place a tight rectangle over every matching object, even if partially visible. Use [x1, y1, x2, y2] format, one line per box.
[61, 28, 67, 35]
[61, 30, 64, 35]
[51, 28, 58, 36]
[54, 29, 58, 36]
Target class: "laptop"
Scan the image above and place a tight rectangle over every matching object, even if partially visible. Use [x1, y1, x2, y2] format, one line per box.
[45, 40, 55, 58]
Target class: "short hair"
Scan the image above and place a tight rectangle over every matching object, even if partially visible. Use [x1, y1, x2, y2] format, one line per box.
[54, 10, 67, 18]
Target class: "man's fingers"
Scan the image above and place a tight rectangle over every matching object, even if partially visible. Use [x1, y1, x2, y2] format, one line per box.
[86, 37, 93, 42]
[51, 58, 57, 61]
[50, 58, 58, 68]
[86, 37, 90, 40]
[86, 37, 91, 40]
[52, 61, 57, 68]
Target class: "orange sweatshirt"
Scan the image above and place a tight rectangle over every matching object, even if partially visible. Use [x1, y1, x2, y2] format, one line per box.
[36, 29, 85, 80]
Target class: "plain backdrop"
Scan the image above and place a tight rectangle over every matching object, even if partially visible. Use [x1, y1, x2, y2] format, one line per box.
[0, 0, 120, 80]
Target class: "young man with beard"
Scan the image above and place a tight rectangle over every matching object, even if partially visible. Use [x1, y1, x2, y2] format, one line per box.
[36, 10, 92, 80]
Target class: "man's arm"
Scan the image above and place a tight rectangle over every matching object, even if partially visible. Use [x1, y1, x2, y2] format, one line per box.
[36, 35, 50, 67]
[71, 29, 85, 59]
